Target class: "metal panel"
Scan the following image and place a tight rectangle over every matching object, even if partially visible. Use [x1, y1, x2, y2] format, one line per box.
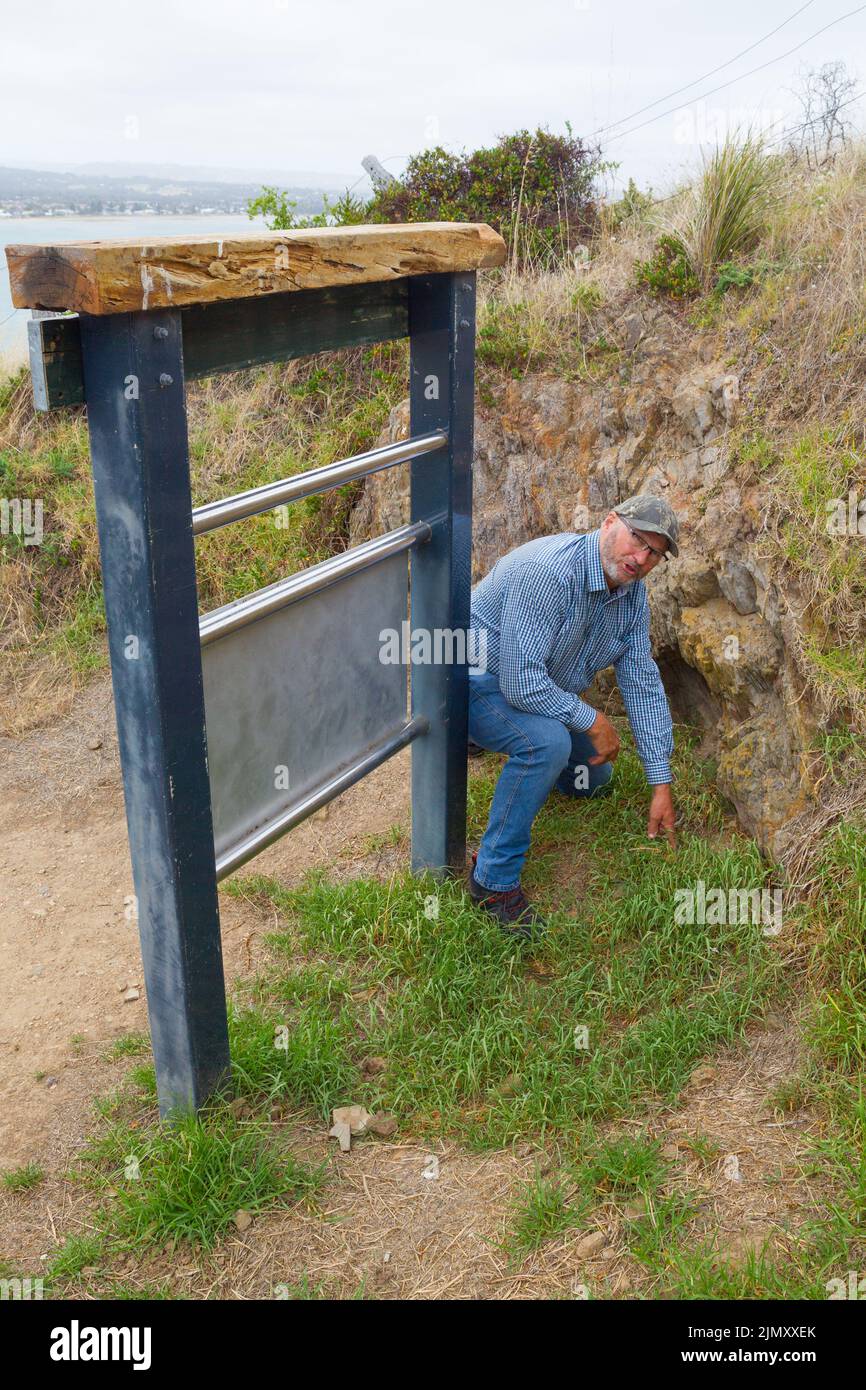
[202, 552, 409, 868]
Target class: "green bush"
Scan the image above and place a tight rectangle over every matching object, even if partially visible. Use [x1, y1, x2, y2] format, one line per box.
[713, 261, 755, 295]
[606, 177, 655, 230]
[368, 126, 603, 266]
[248, 126, 604, 268]
[247, 186, 369, 231]
[634, 233, 699, 299]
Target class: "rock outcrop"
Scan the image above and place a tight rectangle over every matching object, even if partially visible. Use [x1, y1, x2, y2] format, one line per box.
[349, 308, 817, 856]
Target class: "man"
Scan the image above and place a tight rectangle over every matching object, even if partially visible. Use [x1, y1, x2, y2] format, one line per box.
[466, 495, 679, 936]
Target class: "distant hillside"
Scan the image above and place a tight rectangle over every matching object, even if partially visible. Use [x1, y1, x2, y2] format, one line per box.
[0, 164, 343, 217]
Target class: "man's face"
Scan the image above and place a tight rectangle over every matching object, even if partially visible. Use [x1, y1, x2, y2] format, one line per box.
[599, 513, 669, 588]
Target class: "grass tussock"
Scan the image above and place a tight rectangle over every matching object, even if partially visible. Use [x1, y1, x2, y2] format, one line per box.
[668, 135, 783, 293]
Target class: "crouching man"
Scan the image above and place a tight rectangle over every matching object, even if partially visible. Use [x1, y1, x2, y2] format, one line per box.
[467, 495, 679, 936]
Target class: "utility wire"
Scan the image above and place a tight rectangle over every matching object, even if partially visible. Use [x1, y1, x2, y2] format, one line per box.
[592, 0, 817, 137]
[605, 3, 866, 145]
[607, 89, 864, 219]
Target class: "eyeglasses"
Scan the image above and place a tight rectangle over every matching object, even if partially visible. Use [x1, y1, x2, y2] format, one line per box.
[618, 516, 669, 563]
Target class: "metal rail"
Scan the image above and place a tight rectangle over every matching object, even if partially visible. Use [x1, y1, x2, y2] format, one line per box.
[199, 520, 431, 647]
[192, 430, 447, 535]
[215, 716, 429, 879]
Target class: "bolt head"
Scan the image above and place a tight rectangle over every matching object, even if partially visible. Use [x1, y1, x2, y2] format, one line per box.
[153, 326, 169, 340]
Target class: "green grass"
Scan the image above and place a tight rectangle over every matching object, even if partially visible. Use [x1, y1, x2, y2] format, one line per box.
[2, 1161, 45, 1192]
[752, 424, 866, 717]
[32, 744, 866, 1299]
[103, 1033, 151, 1061]
[501, 1170, 590, 1262]
[577, 1136, 669, 1197]
[67, 1108, 323, 1257]
[222, 735, 783, 1151]
[46, 1233, 106, 1284]
[105, 1116, 320, 1251]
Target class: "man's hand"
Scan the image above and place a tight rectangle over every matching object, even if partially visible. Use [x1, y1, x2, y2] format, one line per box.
[647, 783, 676, 848]
[586, 711, 621, 766]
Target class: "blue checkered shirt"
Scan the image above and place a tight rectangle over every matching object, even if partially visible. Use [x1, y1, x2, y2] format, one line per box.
[469, 529, 674, 784]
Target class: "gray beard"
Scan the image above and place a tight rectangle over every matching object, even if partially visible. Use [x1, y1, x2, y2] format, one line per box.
[599, 543, 636, 590]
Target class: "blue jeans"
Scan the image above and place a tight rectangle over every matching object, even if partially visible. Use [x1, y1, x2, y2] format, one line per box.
[468, 668, 613, 891]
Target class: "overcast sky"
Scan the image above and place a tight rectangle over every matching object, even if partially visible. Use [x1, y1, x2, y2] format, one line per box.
[2, 0, 865, 193]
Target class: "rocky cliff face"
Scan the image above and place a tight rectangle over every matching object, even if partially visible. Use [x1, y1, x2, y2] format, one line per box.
[349, 305, 817, 858]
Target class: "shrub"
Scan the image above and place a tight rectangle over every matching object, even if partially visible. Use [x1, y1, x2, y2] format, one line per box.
[368, 126, 604, 267]
[634, 233, 699, 299]
[713, 261, 755, 295]
[247, 186, 369, 231]
[605, 177, 655, 230]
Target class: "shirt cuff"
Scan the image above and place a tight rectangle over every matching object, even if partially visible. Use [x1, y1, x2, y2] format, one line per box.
[643, 761, 673, 784]
[568, 699, 598, 733]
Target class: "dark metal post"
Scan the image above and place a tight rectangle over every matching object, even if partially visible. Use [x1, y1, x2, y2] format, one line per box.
[408, 272, 476, 875]
[78, 309, 230, 1117]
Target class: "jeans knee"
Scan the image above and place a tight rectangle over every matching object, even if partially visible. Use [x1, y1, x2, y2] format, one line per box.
[532, 719, 573, 771]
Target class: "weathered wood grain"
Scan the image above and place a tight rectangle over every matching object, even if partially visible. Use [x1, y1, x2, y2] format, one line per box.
[6, 222, 506, 315]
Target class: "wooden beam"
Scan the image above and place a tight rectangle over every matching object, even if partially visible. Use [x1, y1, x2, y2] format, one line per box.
[6, 222, 506, 315]
[26, 279, 411, 410]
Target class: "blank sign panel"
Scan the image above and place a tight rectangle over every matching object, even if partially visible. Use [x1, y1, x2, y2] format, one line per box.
[202, 553, 409, 867]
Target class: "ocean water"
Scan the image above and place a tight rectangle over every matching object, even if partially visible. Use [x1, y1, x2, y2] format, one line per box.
[0, 213, 268, 365]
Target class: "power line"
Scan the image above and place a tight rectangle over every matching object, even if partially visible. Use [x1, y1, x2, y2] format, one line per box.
[606, 89, 864, 220]
[592, 0, 817, 138]
[605, 3, 866, 146]
[765, 86, 864, 147]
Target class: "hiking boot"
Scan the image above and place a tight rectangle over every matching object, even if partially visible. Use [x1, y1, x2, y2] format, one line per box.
[468, 852, 548, 938]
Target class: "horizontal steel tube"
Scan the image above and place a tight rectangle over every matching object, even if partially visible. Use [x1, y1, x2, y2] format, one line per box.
[199, 520, 431, 646]
[192, 430, 447, 535]
[215, 716, 429, 880]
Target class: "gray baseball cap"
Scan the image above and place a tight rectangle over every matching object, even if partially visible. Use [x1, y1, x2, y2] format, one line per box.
[613, 494, 680, 558]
